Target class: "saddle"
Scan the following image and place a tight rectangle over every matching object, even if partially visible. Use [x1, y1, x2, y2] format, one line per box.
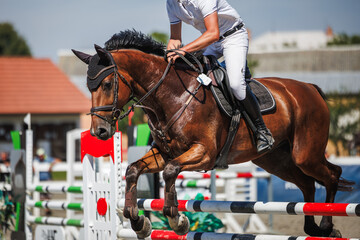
[203, 55, 276, 169]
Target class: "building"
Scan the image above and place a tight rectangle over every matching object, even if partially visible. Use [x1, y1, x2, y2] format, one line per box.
[248, 28, 360, 155]
[247, 27, 359, 93]
[0, 57, 91, 160]
[58, 49, 94, 98]
[250, 27, 334, 53]
[249, 46, 360, 94]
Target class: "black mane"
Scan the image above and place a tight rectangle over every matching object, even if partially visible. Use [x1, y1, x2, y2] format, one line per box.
[105, 29, 165, 56]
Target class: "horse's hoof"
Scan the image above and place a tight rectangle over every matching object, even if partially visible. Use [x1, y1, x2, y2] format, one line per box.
[168, 213, 190, 235]
[330, 228, 342, 238]
[135, 215, 152, 239]
[123, 206, 139, 220]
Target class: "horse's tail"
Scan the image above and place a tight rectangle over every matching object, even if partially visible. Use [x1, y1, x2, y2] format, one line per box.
[312, 84, 327, 101]
[314, 161, 355, 192]
[314, 177, 354, 192]
[310, 86, 353, 192]
[338, 177, 355, 192]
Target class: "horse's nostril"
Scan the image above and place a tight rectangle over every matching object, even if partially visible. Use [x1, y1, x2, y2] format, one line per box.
[96, 127, 109, 139]
[98, 127, 106, 135]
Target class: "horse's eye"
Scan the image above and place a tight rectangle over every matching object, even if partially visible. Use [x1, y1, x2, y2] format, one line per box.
[103, 81, 112, 90]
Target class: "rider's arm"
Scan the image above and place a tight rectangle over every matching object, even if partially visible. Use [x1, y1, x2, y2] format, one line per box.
[181, 12, 219, 53]
[168, 12, 219, 62]
[167, 22, 182, 50]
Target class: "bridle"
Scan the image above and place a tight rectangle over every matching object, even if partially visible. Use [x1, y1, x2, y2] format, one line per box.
[89, 49, 204, 147]
[88, 60, 134, 126]
[88, 49, 173, 127]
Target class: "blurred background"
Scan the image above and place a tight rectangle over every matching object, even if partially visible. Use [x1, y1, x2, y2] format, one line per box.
[0, 0, 359, 160]
[0, 1, 360, 238]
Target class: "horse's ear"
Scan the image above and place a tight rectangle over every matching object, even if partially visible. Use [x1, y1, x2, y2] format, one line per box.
[94, 44, 104, 52]
[72, 49, 92, 65]
[94, 44, 112, 63]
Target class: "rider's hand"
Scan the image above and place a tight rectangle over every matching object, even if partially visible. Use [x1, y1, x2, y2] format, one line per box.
[166, 49, 185, 63]
[166, 37, 183, 63]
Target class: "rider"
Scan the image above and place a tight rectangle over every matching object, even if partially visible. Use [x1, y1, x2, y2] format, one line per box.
[166, 0, 274, 153]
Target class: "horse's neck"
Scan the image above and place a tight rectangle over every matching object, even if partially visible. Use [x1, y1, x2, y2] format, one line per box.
[120, 51, 167, 95]
[118, 51, 197, 123]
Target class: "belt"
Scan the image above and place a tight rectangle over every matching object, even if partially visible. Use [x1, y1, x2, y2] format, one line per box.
[219, 23, 244, 41]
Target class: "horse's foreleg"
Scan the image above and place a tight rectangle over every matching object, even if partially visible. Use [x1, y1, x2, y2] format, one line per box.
[162, 143, 211, 235]
[162, 162, 190, 235]
[123, 147, 166, 238]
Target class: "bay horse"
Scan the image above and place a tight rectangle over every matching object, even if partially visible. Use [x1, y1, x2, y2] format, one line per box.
[72, 30, 353, 238]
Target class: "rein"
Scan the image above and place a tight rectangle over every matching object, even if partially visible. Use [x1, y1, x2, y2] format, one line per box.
[118, 60, 173, 122]
[119, 50, 203, 122]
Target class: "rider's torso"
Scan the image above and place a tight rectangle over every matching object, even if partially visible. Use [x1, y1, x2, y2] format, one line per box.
[167, 0, 243, 35]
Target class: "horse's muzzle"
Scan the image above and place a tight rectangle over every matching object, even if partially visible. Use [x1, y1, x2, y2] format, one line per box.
[92, 121, 114, 140]
[95, 127, 111, 140]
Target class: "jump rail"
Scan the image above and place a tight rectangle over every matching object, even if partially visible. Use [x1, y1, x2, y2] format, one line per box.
[118, 199, 360, 217]
[163, 179, 256, 189]
[177, 171, 270, 179]
[28, 185, 83, 194]
[27, 216, 84, 227]
[27, 200, 83, 211]
[117, 229, 360, 240]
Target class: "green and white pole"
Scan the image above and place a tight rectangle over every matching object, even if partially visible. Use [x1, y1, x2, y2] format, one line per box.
[28, 185, 83, 194]
[27, 200, 83, 211]
[27, 216, 84, 227]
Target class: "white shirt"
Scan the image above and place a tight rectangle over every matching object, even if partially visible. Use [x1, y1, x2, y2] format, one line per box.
[166, 0, 242, 35]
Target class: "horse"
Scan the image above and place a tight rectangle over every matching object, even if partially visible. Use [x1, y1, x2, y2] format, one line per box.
[72, 30, 353, 238]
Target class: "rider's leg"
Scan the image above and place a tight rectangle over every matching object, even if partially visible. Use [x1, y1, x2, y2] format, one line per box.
[240, 86, 274, 152]
[222, 27, 274, 153]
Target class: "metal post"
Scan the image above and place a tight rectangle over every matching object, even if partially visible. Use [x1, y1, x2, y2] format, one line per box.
[210, 170, 216, 200]
[268, 176, 273, 230]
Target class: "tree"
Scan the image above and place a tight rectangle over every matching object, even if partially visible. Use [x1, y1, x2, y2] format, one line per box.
[327, 33, 360, 46]
[150, 32, 169, 45]
[327, 93, 360, 156]
[117, 103, 148, 133]
[0, 22, 31, 56]
[247, 57, 258, 77]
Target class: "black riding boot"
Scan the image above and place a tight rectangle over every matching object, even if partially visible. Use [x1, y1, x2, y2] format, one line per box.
[239, 86, 274, 153]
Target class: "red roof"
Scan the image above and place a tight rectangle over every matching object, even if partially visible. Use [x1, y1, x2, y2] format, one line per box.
[0, 57, 91, 114]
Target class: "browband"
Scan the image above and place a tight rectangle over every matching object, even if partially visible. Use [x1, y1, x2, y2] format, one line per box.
[87, 64, 116, 80]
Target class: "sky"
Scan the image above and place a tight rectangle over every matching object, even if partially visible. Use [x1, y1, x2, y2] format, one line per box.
[1, 0, 360, 63]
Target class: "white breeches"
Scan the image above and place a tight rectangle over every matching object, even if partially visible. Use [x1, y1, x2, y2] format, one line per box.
[203, 27, 249, 100]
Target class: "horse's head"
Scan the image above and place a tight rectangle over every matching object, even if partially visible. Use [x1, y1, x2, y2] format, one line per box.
[72, 45, 132, 140]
